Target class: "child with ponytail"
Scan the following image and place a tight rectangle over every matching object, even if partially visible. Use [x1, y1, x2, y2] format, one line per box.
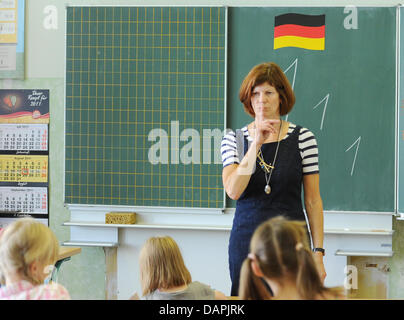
[0, 218, 70, 300]
[239, 216, 344, 300]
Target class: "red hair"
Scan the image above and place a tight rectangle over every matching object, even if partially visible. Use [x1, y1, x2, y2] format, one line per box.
[239, 62, 295, 117]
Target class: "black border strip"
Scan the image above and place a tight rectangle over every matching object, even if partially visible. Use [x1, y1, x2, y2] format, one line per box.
[0, 182, 48, 187]
[275, 13, 325, 27]
[0, 150, 49, 155]
[0, 213, 48, 219]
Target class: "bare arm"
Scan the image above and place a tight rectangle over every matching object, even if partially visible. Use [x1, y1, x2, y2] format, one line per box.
[222, 140, 261, 200]
[303, 173, 326, 281]
[129, 292, 140, 300]
[214, 290, 228, 300]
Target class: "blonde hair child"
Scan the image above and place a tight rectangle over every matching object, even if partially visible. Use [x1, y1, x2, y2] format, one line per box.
[136, 236, 227, 300]
[239, 216, 344, 300]
[0, 218, 70, 300]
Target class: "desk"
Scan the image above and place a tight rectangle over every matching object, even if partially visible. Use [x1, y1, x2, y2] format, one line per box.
[58, 247, 81, 261]
[50, 246, 82, 283]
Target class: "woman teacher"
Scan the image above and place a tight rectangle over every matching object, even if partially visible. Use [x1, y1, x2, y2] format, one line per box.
[221, 62, 326, 296]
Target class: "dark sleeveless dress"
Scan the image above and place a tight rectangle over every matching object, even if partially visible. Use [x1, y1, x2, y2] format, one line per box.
[229, 125, 309, 296]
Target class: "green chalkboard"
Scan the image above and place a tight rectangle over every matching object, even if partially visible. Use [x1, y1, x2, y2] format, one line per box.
[65, 6, 396, 213]
[65, 7, 226, 208]
[227, 7, 396, 212]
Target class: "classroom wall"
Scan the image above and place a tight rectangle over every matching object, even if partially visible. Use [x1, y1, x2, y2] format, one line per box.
[9, 0, 403, 299]
[389, 219, 404, 297]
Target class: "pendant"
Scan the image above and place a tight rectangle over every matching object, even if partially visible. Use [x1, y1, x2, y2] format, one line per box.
[264, 184, 271, 195]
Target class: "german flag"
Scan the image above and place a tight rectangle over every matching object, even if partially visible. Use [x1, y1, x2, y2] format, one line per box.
[274, 13, 325, 50]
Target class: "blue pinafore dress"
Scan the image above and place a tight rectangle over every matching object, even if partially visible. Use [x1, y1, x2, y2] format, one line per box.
[228, 125, 309, 296]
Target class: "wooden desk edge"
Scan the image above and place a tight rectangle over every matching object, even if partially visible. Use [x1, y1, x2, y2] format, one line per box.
[58, 246, 82, 261]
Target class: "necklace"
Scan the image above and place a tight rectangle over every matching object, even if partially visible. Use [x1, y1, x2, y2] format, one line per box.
[256, 120, 282, 195]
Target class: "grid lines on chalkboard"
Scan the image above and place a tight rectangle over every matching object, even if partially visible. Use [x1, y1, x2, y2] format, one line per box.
[65, 6, 225, 208]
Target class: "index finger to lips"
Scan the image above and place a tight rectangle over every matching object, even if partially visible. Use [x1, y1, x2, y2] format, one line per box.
[267, 119, 280, 124]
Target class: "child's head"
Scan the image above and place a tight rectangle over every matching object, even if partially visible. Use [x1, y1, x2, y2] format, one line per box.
[139, 236, 191, 296]
[239, 216, 324, 299]
[0, 218, 59, 285]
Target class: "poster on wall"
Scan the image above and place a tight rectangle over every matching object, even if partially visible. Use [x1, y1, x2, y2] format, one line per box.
[0, 89, 49, 123]
[0, 0, 25, 79]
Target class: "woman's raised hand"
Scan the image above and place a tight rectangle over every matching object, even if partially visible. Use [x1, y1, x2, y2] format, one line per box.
[253, 118, 280, 145]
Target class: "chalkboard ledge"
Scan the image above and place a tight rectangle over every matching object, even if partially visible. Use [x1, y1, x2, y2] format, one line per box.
[63, 207, 394, 249]
[63, 221, 232, 231]
[335, 250, 393, 257]
[325, 228, 393, 236]
[65, 204, 235, 230]
[62, 219, 232, 247]
[63, 221, 393, 235]
[62, 240, 118, 248]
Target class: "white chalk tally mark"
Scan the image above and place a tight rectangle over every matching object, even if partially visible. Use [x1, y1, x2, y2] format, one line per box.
[313, 93, 329, 130]
[345, 136, 361, 176]
[283, 58, 298, 122]
[284, 58, 298, 90]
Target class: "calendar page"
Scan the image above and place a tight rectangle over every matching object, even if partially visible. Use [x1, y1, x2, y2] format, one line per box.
[0, 186, 47, 214]
[0, 124, 48, 151]
[0, 155, 48, 183]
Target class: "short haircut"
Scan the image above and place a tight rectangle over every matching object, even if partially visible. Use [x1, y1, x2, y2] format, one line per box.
[239, 62, 295, 117]
[139, 236, 192, 296]
[0, 218, 59, 285]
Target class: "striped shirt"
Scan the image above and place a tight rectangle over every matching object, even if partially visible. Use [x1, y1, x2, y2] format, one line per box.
[221, 122, 319, 174]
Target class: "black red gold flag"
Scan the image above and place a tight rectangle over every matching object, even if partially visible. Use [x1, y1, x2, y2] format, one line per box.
[274, 13, 325, 50]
